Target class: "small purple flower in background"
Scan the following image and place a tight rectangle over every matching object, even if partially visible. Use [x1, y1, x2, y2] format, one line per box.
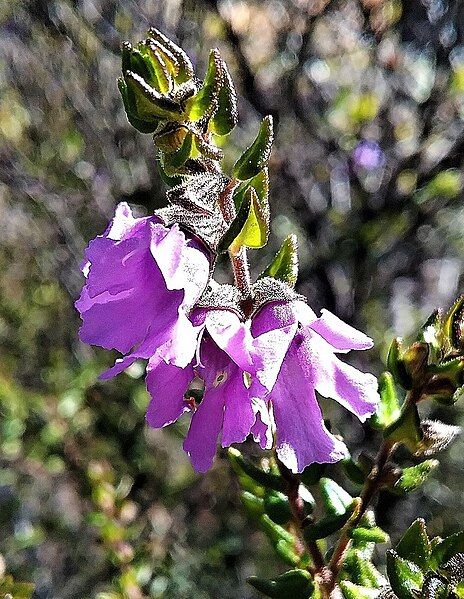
[75, 202, 210, 377]
[251, 299, 379, 473]
[352, 140, 384, 171]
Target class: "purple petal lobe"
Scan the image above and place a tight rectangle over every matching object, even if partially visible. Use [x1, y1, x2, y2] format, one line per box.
[271, 343, 347, 473]
[303, 331, 379, 421]
[310, 309, 374, 352]
[146, 356, 194, 428]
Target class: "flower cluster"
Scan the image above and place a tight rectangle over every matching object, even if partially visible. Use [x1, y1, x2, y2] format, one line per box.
[76, 30, 379, 473]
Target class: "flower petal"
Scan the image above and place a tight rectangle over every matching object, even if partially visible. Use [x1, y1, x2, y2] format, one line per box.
[145, 357, 194, 428]
[271, 344, 347, 473]
[303, 330, 379, 421]
[310, 309, 374, 352]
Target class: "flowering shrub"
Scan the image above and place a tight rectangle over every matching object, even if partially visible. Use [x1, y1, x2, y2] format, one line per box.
[73, 30, 464, 598]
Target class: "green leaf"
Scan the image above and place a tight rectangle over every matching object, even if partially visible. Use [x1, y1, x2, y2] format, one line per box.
[304, 501, 358, 541]
[233, 168, 270, 211]
[342, 456, 366, 486]
[344, 549, 386, 588]
[240, 491, 265, 519]
[431, 531, 464, 569]
[371, 372, 401, 430]
[139, 40, 172, 94]
[156, 155, 185, 187]
[393, 460, 439, 495]
[218, 188, 269, 254]
[444, 295, 464, 349]
[274, 539, 301, 567]
[264, 491, 292, 525]
[124, 71, 182, 120]
[387, 337, 412, 389]
[260, 234, 299, 288]
[147, 28, 195, 83]
[228, 448, 286, 492]
[350, 526, 390, 544]
[319, 478, 354, 516]
[396, 519, 431, 570]
[248, 569, 314, 599]
[162, 131, 193, 171]
[259, 514, 295, 546]
[211, 59, 238, 135]
[233, 115, 274, 180]
[187, 49, 222, 121]
[384, 402, 423, 453]
[387, 550, 424, 599]
[340, 581, 379, 598]
[118, 77, 159, 133]
[300, 463, 326, 487]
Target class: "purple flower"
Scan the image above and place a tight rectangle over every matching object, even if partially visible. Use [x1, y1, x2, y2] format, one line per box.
[251, 300, 379, 473]
[145, 307, 268, 472]
[75, 202, 210, 376]
[352, 140, 384, 171]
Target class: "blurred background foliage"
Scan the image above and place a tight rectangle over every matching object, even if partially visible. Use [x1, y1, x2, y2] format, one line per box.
[1, 0, 464, 597]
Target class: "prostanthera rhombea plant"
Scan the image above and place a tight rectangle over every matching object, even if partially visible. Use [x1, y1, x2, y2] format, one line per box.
[74, 29, 464, 598]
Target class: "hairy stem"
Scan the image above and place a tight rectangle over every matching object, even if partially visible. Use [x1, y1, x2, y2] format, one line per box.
[218, 178, 252, 299]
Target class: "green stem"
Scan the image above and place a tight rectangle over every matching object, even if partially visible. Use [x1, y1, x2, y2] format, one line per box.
[327, 386, 424, 589]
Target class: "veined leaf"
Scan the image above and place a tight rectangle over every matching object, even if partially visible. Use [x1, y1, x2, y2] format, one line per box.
[147, 27, 194, 83]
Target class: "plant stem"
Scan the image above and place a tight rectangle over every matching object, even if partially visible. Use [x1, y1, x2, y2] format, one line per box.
[218, 178, 252, 299]
[327, 386, 423, 589]
[277, 460, 334, 596]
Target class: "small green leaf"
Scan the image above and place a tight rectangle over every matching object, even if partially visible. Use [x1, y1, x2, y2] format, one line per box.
[118, 77, 159, 133]
[124, 71, 182, 120]
[218, 188, 269, 254]
[233, 168, 270, 211]
[396, 519, 431, 570]
[384, 402, 423, 453]
[300, 463, 326, 487]
[233, 115, 274, 180]
[139, 40, 172, 94]
[211, 59, 238, 135]
[344, 549, 386, 588]
[156, 155, 185, 187]
[248, 569, 314, 599]
[371, 372, 401, 430]
[393, 460, 439, 495]
[387, 338, 412, 389]
[229, 188, 268, 253]
[304, 501, 358, 541]
[386, 550, 424, 599]
[319, 478, 354, 516]
[228, 448, 286, 492]
[264, 491, 292, 525]
[350, 526, 390, 544]
[147, 28, 194, 83]
[342, 456, 366, 486]
[162, 131, 193, 171]
[260, 234, 299, 288]
[431, 531, 464, 569]
[187, 49, 222, 121]
[340, 581, 379, 598]
[275, 539, 301, 567]
[259, 514, 295, 546]
[240, 491, 265, 519]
